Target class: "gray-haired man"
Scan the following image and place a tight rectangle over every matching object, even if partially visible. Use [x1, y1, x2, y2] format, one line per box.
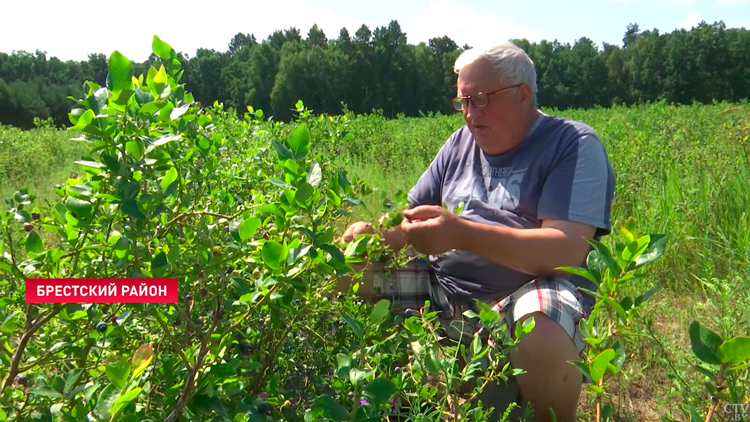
[341, 41, 615, 422]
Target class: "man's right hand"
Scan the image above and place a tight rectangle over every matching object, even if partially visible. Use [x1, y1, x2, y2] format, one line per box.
[342, 221, 375, 243]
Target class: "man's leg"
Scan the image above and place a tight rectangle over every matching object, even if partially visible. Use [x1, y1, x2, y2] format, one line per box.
[493, 279, 589, 422]
[510, 311, 583, 422]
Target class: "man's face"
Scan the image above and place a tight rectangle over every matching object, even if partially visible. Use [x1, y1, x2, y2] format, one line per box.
[456, 58, 528, 155]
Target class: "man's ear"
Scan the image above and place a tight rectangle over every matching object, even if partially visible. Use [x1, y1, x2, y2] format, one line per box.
[516, 83, 533, 106]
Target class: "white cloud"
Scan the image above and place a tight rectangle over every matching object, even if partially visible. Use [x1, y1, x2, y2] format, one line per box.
[717, 0, 748, 4]
[406, 0, 540, 47]
[677, 13, 702, 29]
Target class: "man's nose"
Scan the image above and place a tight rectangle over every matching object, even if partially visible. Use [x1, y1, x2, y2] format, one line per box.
[464, 101, 482, 119]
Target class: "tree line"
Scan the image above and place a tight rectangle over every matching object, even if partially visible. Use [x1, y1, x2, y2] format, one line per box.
[1, 19, 748, 129]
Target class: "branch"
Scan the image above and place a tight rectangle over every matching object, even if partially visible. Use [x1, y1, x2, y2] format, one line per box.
[2, 304, 62, 390]
[162, 335, 210, 422]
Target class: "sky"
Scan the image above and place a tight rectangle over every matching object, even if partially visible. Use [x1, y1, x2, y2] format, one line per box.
[1, 0, 749, 62]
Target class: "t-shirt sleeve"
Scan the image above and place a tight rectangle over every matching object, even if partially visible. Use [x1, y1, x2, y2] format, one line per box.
[407, 136, 453, 208]
[537, 133, 614, 237]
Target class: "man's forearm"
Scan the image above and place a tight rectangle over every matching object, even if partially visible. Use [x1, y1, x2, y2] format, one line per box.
[453, 219, 592, 277]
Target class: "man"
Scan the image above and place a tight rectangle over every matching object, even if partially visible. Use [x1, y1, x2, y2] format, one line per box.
[340, 41, 615, 422]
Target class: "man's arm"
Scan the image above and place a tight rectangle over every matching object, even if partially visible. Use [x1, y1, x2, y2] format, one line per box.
[454, 218, 596, 277]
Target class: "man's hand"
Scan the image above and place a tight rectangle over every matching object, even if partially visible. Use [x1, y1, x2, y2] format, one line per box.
[341, 221, 374, 243]
[400, 205, 465, 255]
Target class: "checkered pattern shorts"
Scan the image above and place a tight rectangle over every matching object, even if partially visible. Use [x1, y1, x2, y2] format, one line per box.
[369, 253, 591, 358]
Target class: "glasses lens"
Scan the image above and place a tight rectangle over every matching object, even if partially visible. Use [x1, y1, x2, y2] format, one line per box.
[473, 93, 489, 107]
[451, 99, 465, 110]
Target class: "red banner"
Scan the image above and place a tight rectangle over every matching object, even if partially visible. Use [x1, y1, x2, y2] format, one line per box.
[25, 278, 179, 303]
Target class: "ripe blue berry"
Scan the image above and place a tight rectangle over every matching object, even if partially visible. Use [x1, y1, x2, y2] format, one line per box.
[95, 322, 107, 333]
[257, 402, 270, 414]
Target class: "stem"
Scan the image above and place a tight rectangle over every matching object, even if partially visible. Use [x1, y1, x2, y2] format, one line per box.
[704, 396, 718, 422]
[154, 313, 191, 369]
[162, 335, 210, 422]
[6, 229, 15, 266]
[2, 304, 62, 390]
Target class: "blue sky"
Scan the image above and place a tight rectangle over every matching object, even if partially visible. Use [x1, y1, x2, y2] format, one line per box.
[1, 0, 749, 62]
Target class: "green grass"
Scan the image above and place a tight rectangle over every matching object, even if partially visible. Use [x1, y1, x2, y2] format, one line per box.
[0, 119, 86, 207]
[3, 101, 749, 421]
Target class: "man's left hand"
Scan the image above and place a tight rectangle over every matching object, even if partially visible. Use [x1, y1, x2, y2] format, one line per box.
[400, 205, 465, 255]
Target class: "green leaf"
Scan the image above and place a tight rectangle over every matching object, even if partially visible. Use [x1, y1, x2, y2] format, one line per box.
[336, 354, 352, 379]
[64, 368, 85, 394]
[555, 266, 597, 283]
[0, 311, 21, 334]
[262, 241, 288, 271]
[590, 348, 616, 384]
[152, 35, 175, 60]
[312, 395, 350, 421]
[160, 167, 178, 191]
[339, 310, 364, 339]
[131, 343, 153, 379]
[635, 284, 662, 307]
[65, 197, 93, 219]
[25, 230, 43, 254]
[612, 341, 626, 371]
[107, 51, 134, 95]
[349, 368, 374, 385]
[344, 235, 373, 257]
[369, 299, 390, 326]
[106, 357, 131, 390]
[95, 384, 120, 420]
[29, 385, 63, 399]
[295, 183, 315, 206]
[631, 234, 668, 269]
[239, 217, 261, 241]
[603, 298, 627, 323]
[288, 124, 311, 160]
[471, 334, 482, 357]
[362, 378, 397, 405]
[272, 140, 294, 161]
[692, 364, 718, 381]
[622, 235, 650, 263]
[110, 387, 141, 415]
[718, 337, 750, 364]
[126, 140, 143, 160]
[689, 321, 723, 365]
[586, 239, 621, 276]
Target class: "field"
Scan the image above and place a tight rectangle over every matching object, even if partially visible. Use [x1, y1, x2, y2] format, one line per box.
[0, 41, 749, 422]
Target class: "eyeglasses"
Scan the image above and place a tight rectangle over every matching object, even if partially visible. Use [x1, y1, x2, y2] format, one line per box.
[450, 84, 523, 111]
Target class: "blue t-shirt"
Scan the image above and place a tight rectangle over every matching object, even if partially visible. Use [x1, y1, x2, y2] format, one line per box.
[407, 111, 615, 304]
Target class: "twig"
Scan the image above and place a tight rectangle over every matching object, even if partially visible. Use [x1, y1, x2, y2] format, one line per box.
[161, 335, 210, 422]
[705, 396, 719, 422]
[2, 304, 62, 390]
[154, 313, 191, 369]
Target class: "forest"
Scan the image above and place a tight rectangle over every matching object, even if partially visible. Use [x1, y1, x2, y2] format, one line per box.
[1, 19, 749, 128]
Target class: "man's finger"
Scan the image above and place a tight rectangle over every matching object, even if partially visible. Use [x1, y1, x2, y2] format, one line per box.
[402, 205, 444, 221]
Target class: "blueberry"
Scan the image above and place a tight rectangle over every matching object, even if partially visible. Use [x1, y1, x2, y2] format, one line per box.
[31, 212, 40, 220]
[347, 391, 354, 398]
[95, 322, 107, 333]
[239, 342, 252, 355]
[195, 317, 202, 326]
[223, 355, 230, 363]
[394, 366, 402, 374]
[224, 225, 229, 232]
[257, 402, 270, 414]
[258, 318, 264, 324]
[156, 385, 165, 393]
[199, 287, 208, 296]
[259, 391, 268, 399]
[185, 294, 193, 301]
[193, 262, 200, 269]
[110, 314, 118, 324]
[16, 375, 28, 386]
[224, 264, 234, 274]
[23, 223, 33, 232]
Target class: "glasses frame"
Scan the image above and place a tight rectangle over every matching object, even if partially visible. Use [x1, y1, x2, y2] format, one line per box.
[450, 83, 523, 111]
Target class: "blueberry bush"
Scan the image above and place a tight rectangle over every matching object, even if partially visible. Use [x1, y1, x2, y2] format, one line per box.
[0, 36, 747, 422]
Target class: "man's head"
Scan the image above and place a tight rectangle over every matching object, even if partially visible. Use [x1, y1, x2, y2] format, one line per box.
[452, 42, 539, 155]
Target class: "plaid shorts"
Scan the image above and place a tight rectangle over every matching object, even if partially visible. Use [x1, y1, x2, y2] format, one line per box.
[369, 253, 591, 358]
